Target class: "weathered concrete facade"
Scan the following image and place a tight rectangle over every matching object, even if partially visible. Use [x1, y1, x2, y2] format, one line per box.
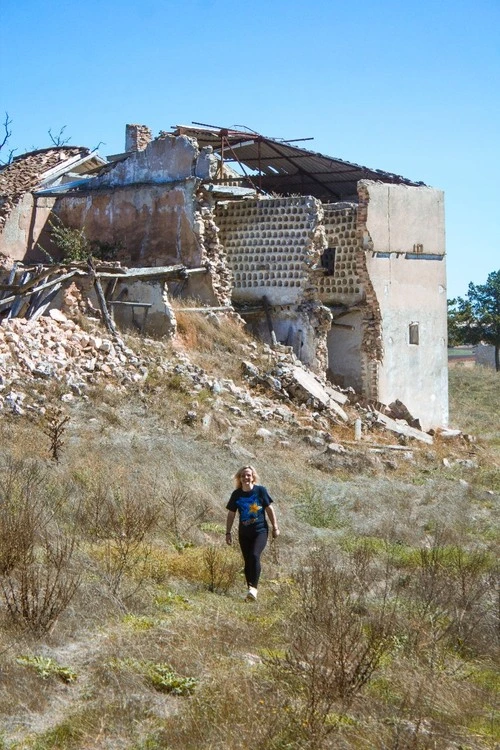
[0, 124, 448, 429]
[0, 146, 105, 262]
[359, 181, 448, 429]
[52, 136, 232, 306]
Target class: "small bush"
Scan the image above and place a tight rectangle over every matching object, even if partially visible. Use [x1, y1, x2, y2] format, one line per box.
[267, 545, 397, 747]
[78, 482, 161, 596]
[1, 533, 80, 636]
[49, 219, 90, 262]
[48, 217, 121, 263]
[294, 482, 343, 529]
[203, 544, 241, 593]
[161, 478, 211, 543]
[0, 457, 49, 575]
[159, 545, 240, 593]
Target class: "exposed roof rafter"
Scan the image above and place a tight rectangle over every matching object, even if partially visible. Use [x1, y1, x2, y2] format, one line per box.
[172, 123, 425, 202]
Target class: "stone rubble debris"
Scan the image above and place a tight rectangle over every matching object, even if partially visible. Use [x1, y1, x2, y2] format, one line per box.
[0, 312, 147, 414]
[0, 304, 441, 457]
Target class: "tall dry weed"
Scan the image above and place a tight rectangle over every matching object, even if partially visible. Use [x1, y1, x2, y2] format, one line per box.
[267, 545, 397, 748]
[1, 532, 80, 636]
[78, 480, 161, 597]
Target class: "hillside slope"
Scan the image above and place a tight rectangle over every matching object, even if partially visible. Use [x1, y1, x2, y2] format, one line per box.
[0, 311, 498, 749]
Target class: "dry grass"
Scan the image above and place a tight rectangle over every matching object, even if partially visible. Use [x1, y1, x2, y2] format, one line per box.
[173, 303, 251, 383]
[0, 319, 497, 748]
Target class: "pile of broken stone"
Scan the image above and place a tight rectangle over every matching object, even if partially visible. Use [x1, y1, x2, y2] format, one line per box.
[0, 310, 147, 415]
[0, 305, 448, 450]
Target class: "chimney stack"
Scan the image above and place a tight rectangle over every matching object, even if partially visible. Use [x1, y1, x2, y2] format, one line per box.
[125, 124, 153, 152]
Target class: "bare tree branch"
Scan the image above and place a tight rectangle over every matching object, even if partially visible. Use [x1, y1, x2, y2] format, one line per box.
[0, 112, 13, 152]
[48, 126, 71, 147]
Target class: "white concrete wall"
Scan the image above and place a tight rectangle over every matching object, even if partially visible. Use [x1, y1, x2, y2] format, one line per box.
[362, 181, 448, 429]
[360, 180, 445, 255]
[365, 226, 448, 429]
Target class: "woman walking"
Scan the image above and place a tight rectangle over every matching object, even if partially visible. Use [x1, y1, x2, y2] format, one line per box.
[225, 465, 279, 601]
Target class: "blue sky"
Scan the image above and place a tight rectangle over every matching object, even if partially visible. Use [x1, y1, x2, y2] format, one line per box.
[1, 0, 499, 299]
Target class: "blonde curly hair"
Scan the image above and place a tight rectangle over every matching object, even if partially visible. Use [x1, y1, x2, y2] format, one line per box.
[233, 465, 259, 489]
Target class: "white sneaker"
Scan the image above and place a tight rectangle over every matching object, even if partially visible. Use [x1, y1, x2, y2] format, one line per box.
[246, 586, 258, 602]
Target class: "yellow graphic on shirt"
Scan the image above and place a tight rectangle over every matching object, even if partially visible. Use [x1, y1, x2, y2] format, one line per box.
[249, 502, 262, 515]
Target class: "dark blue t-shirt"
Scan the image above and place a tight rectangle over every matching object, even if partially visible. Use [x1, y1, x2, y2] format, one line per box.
[226, 485, 273, 534]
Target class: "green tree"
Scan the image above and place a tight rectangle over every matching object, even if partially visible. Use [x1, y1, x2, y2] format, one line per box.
[448, 270, 500, 371]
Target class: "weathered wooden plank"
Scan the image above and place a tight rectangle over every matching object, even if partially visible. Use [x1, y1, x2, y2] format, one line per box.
[89, 259, 119, 337]
[7, 273, 32, 318]
[173, 306, 233, 312]
[28, 284, 63, 321]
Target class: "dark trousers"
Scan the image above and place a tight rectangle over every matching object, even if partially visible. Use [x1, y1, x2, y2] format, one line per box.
[238, 529, 268, 588]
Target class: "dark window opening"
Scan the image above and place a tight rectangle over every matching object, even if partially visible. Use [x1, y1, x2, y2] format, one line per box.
[409, 323, 419, 345]
[321, 247, 336, 276]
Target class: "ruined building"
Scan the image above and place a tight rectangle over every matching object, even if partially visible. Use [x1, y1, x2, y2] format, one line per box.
[0, 123, 448, 430]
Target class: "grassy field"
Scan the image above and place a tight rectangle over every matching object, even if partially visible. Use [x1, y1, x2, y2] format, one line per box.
[0, 317, 498, 749]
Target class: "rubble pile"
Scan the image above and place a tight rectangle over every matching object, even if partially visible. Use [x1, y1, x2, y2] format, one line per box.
[0, 311, 147, 413]
[0, 303, 439, 452]
[241, 342, 350, 421]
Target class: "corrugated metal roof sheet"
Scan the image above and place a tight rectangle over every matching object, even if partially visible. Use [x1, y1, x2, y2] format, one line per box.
[173, 124, 425, 201]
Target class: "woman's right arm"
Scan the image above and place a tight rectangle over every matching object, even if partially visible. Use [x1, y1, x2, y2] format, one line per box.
[225, 510, 236, 545]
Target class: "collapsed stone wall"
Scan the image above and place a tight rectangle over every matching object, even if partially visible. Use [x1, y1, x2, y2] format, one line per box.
[216, 196, 330, 371]
[356, 183, 385, 400]
[216, 196, 325, 303]
[194, 190, 234, 307]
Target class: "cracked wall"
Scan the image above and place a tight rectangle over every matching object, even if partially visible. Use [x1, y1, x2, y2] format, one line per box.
[53, 136, 231, 306]
[358, 180, 448, 429]
[216, 195, 330, 371]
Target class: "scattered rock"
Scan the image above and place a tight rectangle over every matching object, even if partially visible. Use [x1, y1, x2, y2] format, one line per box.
[255, 427, 273, 441]
[325, 442, 347, 454]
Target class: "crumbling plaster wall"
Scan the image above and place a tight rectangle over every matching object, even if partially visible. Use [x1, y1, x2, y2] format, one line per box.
[55, 181, 201, 266]
[0, 194, 56, 261]
[216, 195, 330, 371]
[53, 135, 232, 306]
[360, 180, 448, 429]
[96, 135, 215, 188]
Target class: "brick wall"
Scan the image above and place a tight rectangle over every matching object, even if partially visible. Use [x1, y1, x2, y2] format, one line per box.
[216, 196, 324, 304]
[125, 124, 153, 152]
[317, 202, 364, 305]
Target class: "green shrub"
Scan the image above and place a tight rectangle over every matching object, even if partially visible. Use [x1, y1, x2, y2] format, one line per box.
[16, 655, 77, 683]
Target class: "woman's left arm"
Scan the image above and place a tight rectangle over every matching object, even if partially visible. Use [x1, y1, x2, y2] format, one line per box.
[265, 505, 280, 538]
